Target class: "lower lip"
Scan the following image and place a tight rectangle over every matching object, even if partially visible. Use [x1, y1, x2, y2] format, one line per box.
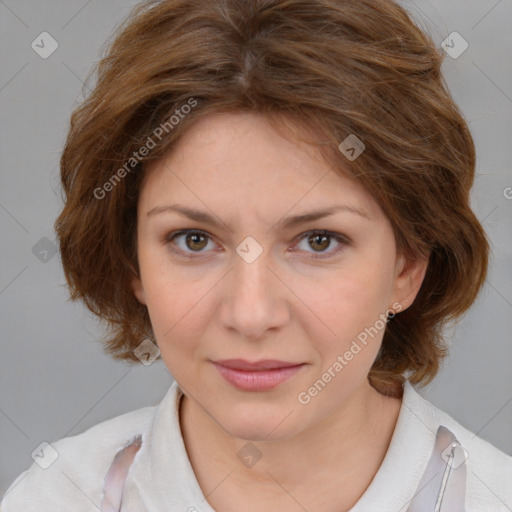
[212, 363, 305, 391]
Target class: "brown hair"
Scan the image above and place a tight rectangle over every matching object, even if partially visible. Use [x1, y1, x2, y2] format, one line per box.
[55, 0, 490, 397]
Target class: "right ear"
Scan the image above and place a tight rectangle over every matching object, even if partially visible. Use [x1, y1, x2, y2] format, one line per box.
[131, 275, 147, 305]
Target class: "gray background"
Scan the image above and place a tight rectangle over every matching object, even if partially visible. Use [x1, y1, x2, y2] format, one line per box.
[1, 0, 511, 497]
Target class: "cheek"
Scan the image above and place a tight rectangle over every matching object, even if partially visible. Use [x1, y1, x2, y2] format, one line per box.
[292, 262, 393, 356]
[145, 285, 206, 343]
[138, 253, 216, 353]
[144, 284, 209, 380]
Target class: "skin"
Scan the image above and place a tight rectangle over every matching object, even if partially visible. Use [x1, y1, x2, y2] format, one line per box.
[132, 112, 429, 511]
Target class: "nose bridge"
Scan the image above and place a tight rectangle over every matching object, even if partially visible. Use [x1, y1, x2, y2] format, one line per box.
[218, 243, 287, 338]
[234, 246, 271, 297]
[232, 233, 274, 296]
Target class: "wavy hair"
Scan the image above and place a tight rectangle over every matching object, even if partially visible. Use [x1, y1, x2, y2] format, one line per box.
[55, 0, 490, 397]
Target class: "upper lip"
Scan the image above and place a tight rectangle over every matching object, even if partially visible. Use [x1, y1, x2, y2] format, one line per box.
[213, 359, 304, 371]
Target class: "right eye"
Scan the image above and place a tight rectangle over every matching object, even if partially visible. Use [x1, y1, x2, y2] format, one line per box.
[165, 229, 218, 259]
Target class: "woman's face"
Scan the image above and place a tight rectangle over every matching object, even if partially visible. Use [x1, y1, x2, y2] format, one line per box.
[132, 112, 428, 440]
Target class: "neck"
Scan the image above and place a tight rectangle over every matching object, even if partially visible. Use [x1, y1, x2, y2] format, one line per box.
[179, 379, 402, 510]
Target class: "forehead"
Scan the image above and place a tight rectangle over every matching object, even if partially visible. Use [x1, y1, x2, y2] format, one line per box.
[140, 112, 382, 222]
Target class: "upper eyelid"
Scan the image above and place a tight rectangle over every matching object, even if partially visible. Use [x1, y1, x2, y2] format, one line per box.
[167, 228, 346, 240]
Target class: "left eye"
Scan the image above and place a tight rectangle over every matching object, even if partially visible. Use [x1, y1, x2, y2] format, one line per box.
[165, 229, 349, 259]
[293, 230, 348, 259]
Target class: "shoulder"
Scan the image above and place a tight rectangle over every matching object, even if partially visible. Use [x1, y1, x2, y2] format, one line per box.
[0, 403, 156, 511]
[408, 383, 512, 510]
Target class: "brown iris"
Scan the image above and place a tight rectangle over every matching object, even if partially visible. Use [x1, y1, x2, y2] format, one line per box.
[185, 232, 208, 251]
[308, 233, 330, 252]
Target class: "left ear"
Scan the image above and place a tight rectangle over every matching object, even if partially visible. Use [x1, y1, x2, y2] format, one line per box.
[390, 250, 430, 313]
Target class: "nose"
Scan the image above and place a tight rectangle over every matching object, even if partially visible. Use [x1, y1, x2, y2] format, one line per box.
[217, 248, 290, 340]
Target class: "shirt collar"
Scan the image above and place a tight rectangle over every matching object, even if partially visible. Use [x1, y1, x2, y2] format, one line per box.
[127, 379, 466, 511]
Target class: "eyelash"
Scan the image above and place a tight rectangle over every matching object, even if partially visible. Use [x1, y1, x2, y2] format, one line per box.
[165, 229, 349, 261]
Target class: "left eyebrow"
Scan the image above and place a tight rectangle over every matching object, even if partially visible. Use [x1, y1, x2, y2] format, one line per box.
[146, 203, 371, 230]
[275, 205, 371, 229]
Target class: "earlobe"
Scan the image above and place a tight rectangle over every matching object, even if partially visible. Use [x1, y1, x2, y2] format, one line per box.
[131, 276, 147, 305]
[392, 251, 430, 312]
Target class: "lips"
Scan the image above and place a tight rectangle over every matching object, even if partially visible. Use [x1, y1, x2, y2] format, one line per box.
[211, 359, 306, 391]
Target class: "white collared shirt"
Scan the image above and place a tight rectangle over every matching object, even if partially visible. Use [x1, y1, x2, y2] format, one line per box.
[2, 379, 511, 511]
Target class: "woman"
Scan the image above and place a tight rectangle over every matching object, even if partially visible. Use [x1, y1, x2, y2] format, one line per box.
[2, 0, 511, 510]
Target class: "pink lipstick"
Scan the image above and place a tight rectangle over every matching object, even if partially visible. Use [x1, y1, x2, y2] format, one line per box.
[211, 359, 306, 391]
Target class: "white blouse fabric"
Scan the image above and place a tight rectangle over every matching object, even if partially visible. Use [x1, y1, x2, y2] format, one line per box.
[1, 379, 511, 511]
